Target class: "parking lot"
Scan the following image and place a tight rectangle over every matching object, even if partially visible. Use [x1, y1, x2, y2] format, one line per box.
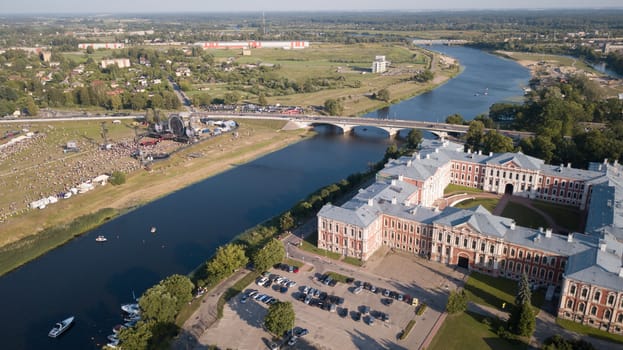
[199, 249, 467, 350]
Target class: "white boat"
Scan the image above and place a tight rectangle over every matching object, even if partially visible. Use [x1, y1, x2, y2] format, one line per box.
[124, 313, 141, 322]
[112, 324, 126, 334]
[107, 338, 120, 348]
[150, 226, 157, 233]
[95, 235, 107, 242]
[121, 303, 140, 314]
[48, 316, 74, 338]
[107, 334, 119, 342]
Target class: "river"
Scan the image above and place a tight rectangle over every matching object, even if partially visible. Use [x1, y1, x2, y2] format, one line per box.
[0, 45, 529, 350]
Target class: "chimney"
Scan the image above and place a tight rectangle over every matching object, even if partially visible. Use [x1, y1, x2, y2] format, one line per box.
[367, 198, 373, 206]
[615, 159, 619, 166]
[411, 207, 418, 215]
[398, 175, 404, 181]
[510, 221, 516, 230]
[391, 179, 397, 186]
[619, 267, 623, 278]
[534, 234, 541, 242]
[407, 160, 412, 167]
[567, 162, 571, 168]
[545, 228, 552, 238]
[435, 148, 439, 153]
[426, 154, 430, 159]
[567, 233, 573, 243]
[403, 199, 410, 206]
[478, 150, 482, 155]
[604, 158, 609, 164]
[599, 241, 607, 252]
[415, 154, 420, 160]
[539, 227, 544, 233]
[489, 152, 493, 156]
[391, 196, 397, 205]
[467, 149, 472, 154]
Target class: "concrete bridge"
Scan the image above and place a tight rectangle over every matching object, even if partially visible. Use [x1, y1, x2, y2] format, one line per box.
[412, 39, 470, 46]
[196, 113, 534, 140]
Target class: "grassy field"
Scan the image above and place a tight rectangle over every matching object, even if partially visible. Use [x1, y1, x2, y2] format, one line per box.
[454, 198, 499, 212]
[531, 200, 583, 232]
[464, 272, 545, 310]
[556, 318, 623, 345]
[444, 183, 485, 195]
[428, 311, 528, 350]
[500, 202, 549, 230]
[299, 230, 342, 260]
[192, 43, 457, 116]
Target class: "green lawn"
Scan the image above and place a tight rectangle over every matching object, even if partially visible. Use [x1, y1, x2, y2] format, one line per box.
[556, 318, 623, 345]
[427, 311, 527, 350]
[326, 271, 352, 284]
[531, 201, 583, 232]
[464, 272, 545, 310]
[299, 230, 341, 260]
[454, 198, 499, 212]
[444, 184, 485, 195]
[342, 255, 364, 267]
[500, 202, 549, 230]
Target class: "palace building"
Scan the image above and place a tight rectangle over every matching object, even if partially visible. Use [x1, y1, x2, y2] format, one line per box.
[317, 138, 623, 334]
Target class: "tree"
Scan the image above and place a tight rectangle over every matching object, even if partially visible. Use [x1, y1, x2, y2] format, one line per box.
[515, 273, 532, 307]
[446, 289, 468, 314]
[252, 238, 285, 272]
[445, 114, 464, 125]
[109, 171, 126, 185]
[205, 244, 248, 285]
[160, 274, 194, 311]
[406, 129, 423, 149]
[118, 320, 152, 349]
[376, 88, 390, 102]
[324, 98, 343, 116]
[258, 92, 268, 106]
[515, 303, 536, 337]
[264, 301, 295, 337]
[139, 284, 179, 323]
[465, 120, 485, 152]
[86, 46, 94, 55]
[223, 92, 240, 105]
[482, 130, 514, 153]
[280, 211, 294, 232]
[383, 143, 400, 161]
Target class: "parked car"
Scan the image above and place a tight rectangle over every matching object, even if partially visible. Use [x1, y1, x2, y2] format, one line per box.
[383, 289, 391, 297]
[361, 305, 370, 315]
[353, 286, 363, 294]
[240, 295, 248, 303]
[353, 311, 361, 321]
[295, 328, 309, 337]
[280, 286, 288, 294]
[304, 294, 312, 304]
[339, 307, 349, 318]
[367, 316, 375, 325]
[288, 336, 297, 346]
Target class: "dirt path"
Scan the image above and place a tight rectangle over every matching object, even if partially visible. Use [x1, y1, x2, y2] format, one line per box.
[173, 269, 251, 350]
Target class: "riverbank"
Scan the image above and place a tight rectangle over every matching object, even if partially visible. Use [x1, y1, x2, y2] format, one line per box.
[0, 119, 312, 275]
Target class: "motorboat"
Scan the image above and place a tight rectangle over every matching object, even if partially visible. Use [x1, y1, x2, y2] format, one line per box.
[107, 338, 120, 348]
[48, 316, 74, 338]
[95, 235, 107, 242]
[150, 226, 156, 233]
[124, 313, 141, 322]
[121, 303, 140, 314]
[107, 334, 119, 342]
[112, 324, 126, 334]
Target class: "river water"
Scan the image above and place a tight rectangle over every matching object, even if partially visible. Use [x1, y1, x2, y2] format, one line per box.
[0, 45, 529, 349]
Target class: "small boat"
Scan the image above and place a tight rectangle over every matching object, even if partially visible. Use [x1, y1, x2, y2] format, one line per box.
[150, 226, 157, 233]
[124, 313, 141, 322]
[95, 235, 107, 242]
[121, 303, 140, 314]
[112, 324, 126, 334]
[107, 339, 120, 348]
[48, 316, 74, 338]
[107, 334, 119, 342]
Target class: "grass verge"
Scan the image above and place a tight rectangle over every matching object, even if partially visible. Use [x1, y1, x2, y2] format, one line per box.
[500, 202, 549, 230]
[0, 207, 118, 276]
[342, 256, 364, 267]
[217, 271, 260, 319]
[300, 230, 341, 260]
[444, 184, 485, 195]
[399, 319, 416, 340]
[454, 198, 499, 212]
[464, 272, 545, 310]
[427, 311, 527, 350]
[326, 271, 352, 284]
[531, 201, 583, 232]
[556, 318, 623, 345]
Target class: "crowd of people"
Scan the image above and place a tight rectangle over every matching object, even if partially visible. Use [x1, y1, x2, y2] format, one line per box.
[0, 125, 179, 223]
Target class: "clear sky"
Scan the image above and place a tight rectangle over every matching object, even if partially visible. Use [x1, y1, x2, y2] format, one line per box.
[1, 0, 622, 14]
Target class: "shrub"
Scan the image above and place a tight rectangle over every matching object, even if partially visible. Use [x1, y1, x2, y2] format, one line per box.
[109, 170, 126, 185]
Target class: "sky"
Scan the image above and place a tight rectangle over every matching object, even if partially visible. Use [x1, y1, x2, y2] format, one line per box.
[1, 0, 622, 14]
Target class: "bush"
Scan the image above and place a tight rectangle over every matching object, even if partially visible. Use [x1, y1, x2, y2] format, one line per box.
[416, 303, 427, 316]
[399, 319, 416, 340]
[109, 170, 126, 185]
[446, 290, 468, 314]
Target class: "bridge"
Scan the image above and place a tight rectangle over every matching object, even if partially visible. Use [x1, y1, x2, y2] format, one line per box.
[195, 114, 534, 140]
[412, 39, 470, 46]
